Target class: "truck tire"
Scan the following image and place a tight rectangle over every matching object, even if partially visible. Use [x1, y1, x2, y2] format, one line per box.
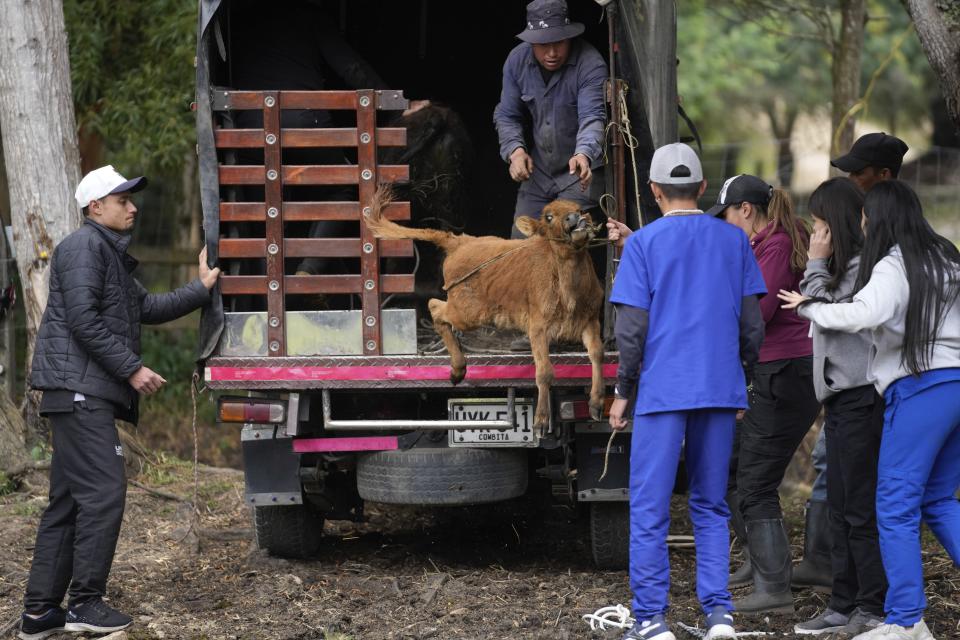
[357, 447, 528, 505]
[253, 504, 325, 558]
[590, 502, 629, 569]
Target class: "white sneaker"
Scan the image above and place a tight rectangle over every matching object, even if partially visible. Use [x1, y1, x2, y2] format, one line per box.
[851, 619, 935, 640]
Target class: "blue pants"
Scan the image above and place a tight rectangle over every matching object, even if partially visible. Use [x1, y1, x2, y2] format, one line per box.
[878, 378, 960, 626]
[629, 409, 736, 619]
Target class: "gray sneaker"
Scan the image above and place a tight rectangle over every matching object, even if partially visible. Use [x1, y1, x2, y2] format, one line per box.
[845, 608, 885, 635]
[794, 608, 851, 635]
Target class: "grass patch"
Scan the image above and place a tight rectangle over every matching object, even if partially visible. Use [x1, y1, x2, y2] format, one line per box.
[0, 472, 16, 497]
[139, 450, 194, 486]
[7, 500, 45, 517]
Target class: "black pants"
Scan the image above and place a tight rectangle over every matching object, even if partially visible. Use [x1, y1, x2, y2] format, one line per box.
[24, 396, 126, 611]
[735, 357, 821, 522]
[824, 385, 887, 616]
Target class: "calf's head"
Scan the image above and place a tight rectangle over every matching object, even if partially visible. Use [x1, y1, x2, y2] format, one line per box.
[515, 199, 597, 249]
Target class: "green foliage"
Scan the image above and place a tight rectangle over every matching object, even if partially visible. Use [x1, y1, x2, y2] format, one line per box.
[64, 0, 197, 174]
[0, 472, 15, 497]
[677, 0, 934, 143]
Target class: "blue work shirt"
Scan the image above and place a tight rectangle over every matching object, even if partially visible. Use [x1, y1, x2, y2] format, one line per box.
[493, 39, 607, 193]
[611, 215, 768, 415]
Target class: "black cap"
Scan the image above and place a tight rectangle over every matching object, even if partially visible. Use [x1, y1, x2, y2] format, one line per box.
[831, 132, 909, 174]
[706, 174, 773, 217]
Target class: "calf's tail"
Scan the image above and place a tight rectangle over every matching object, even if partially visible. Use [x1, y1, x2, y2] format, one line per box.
[364, 184, 460, 251]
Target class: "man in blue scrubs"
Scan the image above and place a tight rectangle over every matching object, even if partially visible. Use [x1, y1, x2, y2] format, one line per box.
[609, 143, 767, 640]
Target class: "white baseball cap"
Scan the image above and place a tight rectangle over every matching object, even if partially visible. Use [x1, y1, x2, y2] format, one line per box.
[75, 165, 147, 209]
[649, 142, 703, 184]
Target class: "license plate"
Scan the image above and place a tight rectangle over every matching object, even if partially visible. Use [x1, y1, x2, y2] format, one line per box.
[448, 398, 538, 447]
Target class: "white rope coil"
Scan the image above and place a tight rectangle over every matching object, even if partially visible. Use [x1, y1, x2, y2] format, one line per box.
[582, 604, 635, 631]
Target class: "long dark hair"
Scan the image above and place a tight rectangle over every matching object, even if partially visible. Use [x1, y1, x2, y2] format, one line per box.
[807, 178, 864, 291]
[855, 180, 960, 374]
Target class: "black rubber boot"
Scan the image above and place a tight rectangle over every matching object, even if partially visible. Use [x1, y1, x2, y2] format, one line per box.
[734, 519, 795, 615]
[791, 500, 833, 593]
[727, 491, 753, 588]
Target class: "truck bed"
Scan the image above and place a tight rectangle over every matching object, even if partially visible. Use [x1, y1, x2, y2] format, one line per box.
[204, 350, 619, 390]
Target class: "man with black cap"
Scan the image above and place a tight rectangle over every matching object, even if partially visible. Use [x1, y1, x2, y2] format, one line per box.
[18, 165, 220, 639]
[494, 0, 607, 238]
[831, 132, 909, 193]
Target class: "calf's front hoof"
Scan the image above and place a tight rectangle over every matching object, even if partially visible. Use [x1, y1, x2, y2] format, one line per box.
[449, 368, 466, 385]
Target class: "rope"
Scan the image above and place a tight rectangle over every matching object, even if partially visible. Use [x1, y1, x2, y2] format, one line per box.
[582, 604, 635, 631]
[618, 87, 642, 223]
[597, 429, 617, 482]
[582, 608, 775, 637]
[190, 372, 202, 523]
[442, 244, 529, 291]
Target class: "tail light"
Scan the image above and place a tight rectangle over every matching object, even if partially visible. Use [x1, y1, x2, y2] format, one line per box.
[218, 397, 286, 424]
[558, 396, 615, 421]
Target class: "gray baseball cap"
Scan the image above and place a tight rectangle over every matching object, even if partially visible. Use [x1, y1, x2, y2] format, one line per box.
[649, 143, 703, 184]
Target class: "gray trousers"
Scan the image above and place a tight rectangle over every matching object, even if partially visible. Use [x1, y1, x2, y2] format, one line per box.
[511, 168, 605, 238]
[24, 396, 126, 611]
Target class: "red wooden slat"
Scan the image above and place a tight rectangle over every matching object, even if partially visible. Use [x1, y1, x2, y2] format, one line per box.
[215, 128, 407, 149]
[219, 237, 412, 258]
[283, 128, 407, 148]
[221, 90, 358, 110]
[219, 201, 411, 222]
[219, 274, 414, 295]
[285, 238, 413, 258]
[279, 91, 357, 109]
[214, 129, 263, 148]
[219, 238, 265, 258]
[284, 274, 414, 294]
[219, 165, 409, 185]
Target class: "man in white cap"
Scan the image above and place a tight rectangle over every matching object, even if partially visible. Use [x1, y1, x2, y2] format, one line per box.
[18, 166, 220, 639]
[494, 0, 607, 238]
[607, 143, 766, 640]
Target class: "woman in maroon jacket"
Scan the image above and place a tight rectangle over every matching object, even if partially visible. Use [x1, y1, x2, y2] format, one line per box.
[709, 175, 821, 615]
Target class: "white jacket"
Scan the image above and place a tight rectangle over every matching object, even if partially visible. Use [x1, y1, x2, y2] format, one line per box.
[799, 246, 960, 395]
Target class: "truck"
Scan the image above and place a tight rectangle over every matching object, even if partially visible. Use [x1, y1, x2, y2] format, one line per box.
[194, 0, 678, 568]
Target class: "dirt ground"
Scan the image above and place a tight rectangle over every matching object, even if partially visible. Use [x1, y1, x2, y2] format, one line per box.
[1, 456, 957, 640]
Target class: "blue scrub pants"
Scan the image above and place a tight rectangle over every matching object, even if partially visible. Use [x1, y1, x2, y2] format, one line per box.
[629, 408, 736, 620]
[878, 378, 960, 626]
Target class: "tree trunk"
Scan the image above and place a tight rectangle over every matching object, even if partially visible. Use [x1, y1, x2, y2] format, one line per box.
[904, 0, 960, 135]
[766, 100, 799, 189]
[0, 0, 83, 437]
[831, 0, 867, 156]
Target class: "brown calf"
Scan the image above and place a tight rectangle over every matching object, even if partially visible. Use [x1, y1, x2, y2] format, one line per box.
[364, 187, 605, 434]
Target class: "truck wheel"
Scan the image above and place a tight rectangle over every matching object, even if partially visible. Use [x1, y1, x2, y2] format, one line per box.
[590, 502, 629, 569]
[253, 504, 324, 558]
[357, 447, 527, 505]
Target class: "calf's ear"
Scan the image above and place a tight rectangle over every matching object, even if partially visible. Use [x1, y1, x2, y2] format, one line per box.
[515, 216, 540, 237]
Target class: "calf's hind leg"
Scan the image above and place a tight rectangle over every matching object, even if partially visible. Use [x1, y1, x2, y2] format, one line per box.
[428, 298, 467, 384]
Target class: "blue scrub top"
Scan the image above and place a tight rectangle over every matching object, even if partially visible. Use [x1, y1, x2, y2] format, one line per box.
[611, 214, 767, 415]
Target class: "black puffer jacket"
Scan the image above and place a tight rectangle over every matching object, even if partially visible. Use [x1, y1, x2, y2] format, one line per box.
[30, 219, 211, 422]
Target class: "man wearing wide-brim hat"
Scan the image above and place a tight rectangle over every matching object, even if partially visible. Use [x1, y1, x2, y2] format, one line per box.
[494, 0, 607, 238]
